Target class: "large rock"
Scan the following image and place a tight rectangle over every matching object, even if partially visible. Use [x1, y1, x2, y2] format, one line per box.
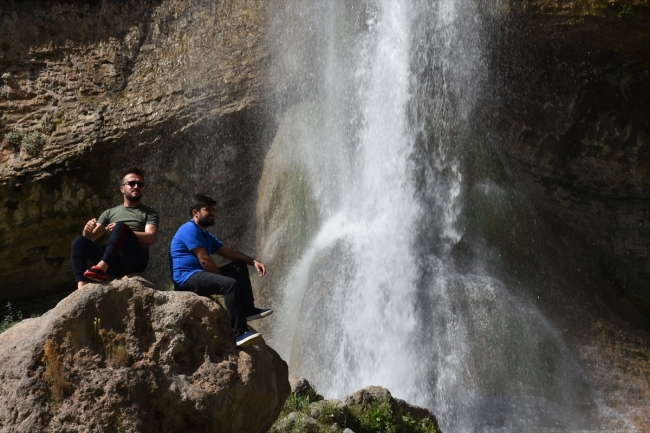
[0, 276, 290, 433]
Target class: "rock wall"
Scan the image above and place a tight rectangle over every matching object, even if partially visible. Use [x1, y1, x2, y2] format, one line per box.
[0, 277, 290, 433]
[0, 0, 270, 305]
[483, 0, 650, 326]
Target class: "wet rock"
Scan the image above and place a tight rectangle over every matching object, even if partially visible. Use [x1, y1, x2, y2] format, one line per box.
[0, 276, 290, 433]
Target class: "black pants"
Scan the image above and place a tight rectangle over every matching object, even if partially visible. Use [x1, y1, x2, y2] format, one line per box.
[71, 222, 149, 282]
[180, 260, 255, 336]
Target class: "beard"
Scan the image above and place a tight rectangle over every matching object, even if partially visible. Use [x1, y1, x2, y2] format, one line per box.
[198, 215, 214, 227]
[125, 192, 142, 202]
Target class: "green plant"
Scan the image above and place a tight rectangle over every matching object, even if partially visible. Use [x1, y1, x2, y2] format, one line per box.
[0, 302, 23, 333]
[347, 398, 399, 433]
[1, 72, 10, 80]
[270, 393, 438, 433]
[618, 4, 633, 19]
[93, 317, 102, 341]
[5, 127, 26, 150]
[5, 127, 44, 155]
[53, 110, 66, 129]
[22, 130, 44, 154]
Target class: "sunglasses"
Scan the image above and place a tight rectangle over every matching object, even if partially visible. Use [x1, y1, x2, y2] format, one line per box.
[123, 181, 145, 188]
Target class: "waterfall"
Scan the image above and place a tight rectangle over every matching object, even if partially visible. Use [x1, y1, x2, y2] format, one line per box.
[259, 1, 611, 431]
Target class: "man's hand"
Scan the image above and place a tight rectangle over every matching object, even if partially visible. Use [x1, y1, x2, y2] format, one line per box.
[82, 218, 97, 238]
[105, 222, 117, 232]
[254, 261, 267, 278]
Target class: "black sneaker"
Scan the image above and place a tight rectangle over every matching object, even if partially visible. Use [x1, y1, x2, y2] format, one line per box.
[245, 308, 273, 321]
[236, 331, 262, 347]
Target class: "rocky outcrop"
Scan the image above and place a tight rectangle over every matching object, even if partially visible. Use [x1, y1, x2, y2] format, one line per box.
[274, 379, 441, 433]
[0, 0, 270, 303]
[0, 276, 290, 433]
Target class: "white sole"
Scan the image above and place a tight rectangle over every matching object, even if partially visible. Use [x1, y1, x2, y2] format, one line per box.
[246, 309, 274, 321]
[236, 333, 262, 347]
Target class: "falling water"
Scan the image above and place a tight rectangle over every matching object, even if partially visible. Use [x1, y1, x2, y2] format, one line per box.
[261, 1, 614, 431]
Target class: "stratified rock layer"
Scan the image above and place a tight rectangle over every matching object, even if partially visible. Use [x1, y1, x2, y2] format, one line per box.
[0, 277, 290, 433]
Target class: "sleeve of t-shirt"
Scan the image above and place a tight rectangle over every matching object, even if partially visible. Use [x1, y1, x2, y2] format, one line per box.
[181, 224, 207, 252]
[145, 208, 160, 227]
[97, 209, 111, 227]
[210, 233, 224, 252]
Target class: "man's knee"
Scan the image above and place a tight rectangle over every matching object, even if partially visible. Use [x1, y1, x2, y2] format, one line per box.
[221, 276, 239, 294]
[71, 235, 90, 250]
[231, 260, 247, 275]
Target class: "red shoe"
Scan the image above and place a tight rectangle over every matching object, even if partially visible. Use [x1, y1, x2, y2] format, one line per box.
[84, 266, 108, 282]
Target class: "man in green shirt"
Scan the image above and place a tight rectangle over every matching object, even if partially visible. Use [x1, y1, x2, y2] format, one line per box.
[71, 166, 159, 289]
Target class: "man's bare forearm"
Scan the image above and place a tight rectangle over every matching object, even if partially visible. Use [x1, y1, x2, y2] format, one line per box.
[216, 246, 255, 265]
[200, 255, 222, 274]
[134, 231, 157, 245]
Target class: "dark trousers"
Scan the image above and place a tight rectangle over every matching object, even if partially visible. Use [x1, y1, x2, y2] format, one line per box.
[71, 222, 149, 282]
[180, 260, 255, 336]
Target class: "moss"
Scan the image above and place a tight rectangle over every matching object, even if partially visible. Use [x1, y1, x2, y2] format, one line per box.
[263, 165, 318, 274]
[52, 110, 66, 129]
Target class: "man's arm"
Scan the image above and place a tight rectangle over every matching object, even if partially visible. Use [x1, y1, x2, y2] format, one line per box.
[134, 224, 158, 246]
[82, 218, 106, 241]
[215, 246, 266, 278]
[105, 223, 158, 245]
[192, 247, 222, 274]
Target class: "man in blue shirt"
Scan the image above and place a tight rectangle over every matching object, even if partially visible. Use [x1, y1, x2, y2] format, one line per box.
[169, 194, 272, 347]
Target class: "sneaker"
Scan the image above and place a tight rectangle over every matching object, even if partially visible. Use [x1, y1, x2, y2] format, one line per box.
[245, 308, 273, 321]
[236, 331, 263, 348]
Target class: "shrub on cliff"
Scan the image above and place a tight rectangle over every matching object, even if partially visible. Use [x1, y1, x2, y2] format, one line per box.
[5, 126, 44, 155]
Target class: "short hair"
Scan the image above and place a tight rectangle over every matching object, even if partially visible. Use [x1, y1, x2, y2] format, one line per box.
[189, 194, 217, 217]
[121, 166, 145, 184]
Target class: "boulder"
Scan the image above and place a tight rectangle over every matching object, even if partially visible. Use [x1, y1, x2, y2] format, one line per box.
[0, 276, 290, 433]
[275, 412, 318, 433]
[289, 374, 323, 401]
[343, 386, 440, 428]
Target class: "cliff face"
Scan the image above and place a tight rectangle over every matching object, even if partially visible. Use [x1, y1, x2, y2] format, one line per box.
[0, 0, 269, 303]
[485, 0, 650, 326]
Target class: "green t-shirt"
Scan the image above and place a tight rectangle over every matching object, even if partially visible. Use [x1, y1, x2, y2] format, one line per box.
[97, 204, 159, 232]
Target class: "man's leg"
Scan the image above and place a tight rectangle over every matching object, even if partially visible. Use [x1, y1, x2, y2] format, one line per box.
[218, 260, 255, 311]
[71, 236, 106, 289]
[218, 260, 272, 321]
[92, 222, 149, 278]
[181, 271, 248, 336]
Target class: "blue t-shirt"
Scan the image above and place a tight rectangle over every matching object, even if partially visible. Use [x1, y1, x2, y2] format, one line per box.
[169, 220, 224, 287]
